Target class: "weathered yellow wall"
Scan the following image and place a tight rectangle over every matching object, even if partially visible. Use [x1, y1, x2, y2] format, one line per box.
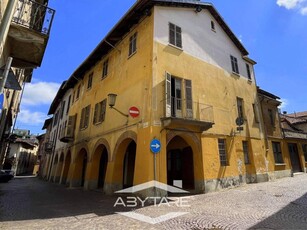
[66, 12, 155, 189]
[152, 40, 266, 183]
[260, 101, 283, 138]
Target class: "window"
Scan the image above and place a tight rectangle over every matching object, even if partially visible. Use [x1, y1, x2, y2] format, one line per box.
[169, 23, 182, 48]
[165, 72, 193, 119]
[60, 101, 66, 119]
[72, 91, 75, 104]
[102, 59, 109, 79]
[66, 95, 71, 115]
[218, 139, 228, 166]
[80, 105, 91, 130]
[268, 109, 275, 126]
[303, 144, 307, 162]
[230, 55, 239, 74]
[87, 72, 93, 89]
[246, 64, 251, 80]
[252, 104, 259, 123]
[237, 97, 244, 119]
[93, 99, 106, 124]
[211, 21, 215, 31]
[76, 85, 81, 100]
[272, 142, 283, 164]
[129, 32, 137, 56]
[242, 141, 250, 164]
[53, 111, 59, 127]
[185, 79, 193, 118]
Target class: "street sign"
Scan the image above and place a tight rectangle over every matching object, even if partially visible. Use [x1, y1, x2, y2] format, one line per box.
[236, 117, 244, 126]
[150, 139, 161, 154]
[0, 93, 3, 109]
[0, 93, 4, 114]
[129, 106, 140, 118]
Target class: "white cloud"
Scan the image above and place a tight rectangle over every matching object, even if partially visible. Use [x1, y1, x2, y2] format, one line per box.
[238, 35, 243, 43]
[277, 0, 303, 9]
[279, 98, 289, 110]
[17, 109, 47, 126]
[22, 81, 60, 106]
[300, 6, 307, 14]
[276, 0, 307, 15]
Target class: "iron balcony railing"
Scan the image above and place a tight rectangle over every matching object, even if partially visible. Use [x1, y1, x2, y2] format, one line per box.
[163, 97, 214, 123]
[12, 0, 55, 35]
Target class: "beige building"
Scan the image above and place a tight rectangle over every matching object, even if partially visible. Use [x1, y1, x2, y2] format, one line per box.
[0, 0, 55, 167]
[3, 129, 39, 175]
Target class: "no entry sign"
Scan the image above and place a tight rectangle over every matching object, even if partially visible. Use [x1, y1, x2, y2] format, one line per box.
[129, 106, 140, 118]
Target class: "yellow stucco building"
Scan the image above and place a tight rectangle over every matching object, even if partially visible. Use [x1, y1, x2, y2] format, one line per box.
[45, 0, 287, 195]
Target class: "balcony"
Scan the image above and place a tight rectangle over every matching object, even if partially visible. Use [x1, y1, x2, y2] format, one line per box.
[8, 0, 55, 68]
[59, 115, 76, 143]
[161, 97, 214, 132]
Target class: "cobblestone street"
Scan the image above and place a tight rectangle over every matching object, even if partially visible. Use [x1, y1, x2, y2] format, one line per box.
[1, 174, 307, 229]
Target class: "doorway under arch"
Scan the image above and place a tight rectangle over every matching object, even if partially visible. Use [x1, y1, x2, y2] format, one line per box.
[74, 149, 88, 187]
[167, 136, 195, 190]
[55, 153, 64, 183]
[91, 145, 109, 189]
[51, 154, 59, 182]
[123, 141, 136, 189]
[61, 151, 71, 185]
[98, 148, 108, 188]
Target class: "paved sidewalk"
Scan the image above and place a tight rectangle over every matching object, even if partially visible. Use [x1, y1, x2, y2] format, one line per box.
[1, 174, 307, 229]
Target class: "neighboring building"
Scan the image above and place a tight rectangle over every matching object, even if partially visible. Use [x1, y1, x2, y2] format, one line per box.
[46, 81, 72, 184]
[280, 112, 307, 173]
[46, 0, 271, 196]
[40, 117, 53, 179]
[258, 88, 292, 179]
[3, 130, 39, 175]
[36, 133, 46, 176]
[0, 0, 55, 167]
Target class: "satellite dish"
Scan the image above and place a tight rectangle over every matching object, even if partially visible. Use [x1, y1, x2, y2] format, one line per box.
[236, 117, 244, 126]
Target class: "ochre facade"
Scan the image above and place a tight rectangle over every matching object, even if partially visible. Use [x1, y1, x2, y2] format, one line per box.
[43, 1, 306, 195]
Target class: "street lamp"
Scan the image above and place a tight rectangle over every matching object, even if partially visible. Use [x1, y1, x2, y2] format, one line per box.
[107, 93, 128, 117]
[107, 93, 117, 108]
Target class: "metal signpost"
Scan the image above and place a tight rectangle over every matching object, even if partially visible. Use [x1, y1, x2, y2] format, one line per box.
[150, 139, 161, 197]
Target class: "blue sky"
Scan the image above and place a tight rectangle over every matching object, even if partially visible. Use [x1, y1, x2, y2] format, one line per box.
[15, 0, 307, 135]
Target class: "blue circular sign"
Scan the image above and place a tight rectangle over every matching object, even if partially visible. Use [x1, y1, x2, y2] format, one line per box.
[0, 93, 4, 110]
[150, 139, 161, 154]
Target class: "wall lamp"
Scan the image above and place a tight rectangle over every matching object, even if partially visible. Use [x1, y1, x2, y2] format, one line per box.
[107, 93, 128, 117]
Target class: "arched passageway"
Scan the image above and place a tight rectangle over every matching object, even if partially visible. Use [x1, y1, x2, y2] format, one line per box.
[167, 136, 195, 190]
[123, 141, 136, 189]
[74, 149, 88, 187]
[61, 151, 71, 185]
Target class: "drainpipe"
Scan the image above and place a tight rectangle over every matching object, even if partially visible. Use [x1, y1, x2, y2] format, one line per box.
[0, 0, 18, 60]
